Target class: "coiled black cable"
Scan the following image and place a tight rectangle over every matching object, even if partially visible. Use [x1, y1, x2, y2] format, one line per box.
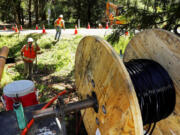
[124, 59, 176, 135]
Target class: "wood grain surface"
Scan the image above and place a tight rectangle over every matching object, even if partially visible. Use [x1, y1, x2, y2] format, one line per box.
[75, 36, 143, 135]
[0, 46, 9, 83]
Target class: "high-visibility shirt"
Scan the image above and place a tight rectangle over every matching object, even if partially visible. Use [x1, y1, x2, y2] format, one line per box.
[54, 18, 64, 28]
[21, 44, 40, 63]
[109, 13, 114, 21]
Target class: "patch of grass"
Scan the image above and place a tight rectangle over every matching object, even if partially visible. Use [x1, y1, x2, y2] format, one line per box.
[0, 33, 82, 103]
[0, 33, 44, 57]
[106, 35, 131, 55]
[113, 36, 131, 54]
[0, 66, 14, 87]
[38, 35, 82, 76]
[38, 35, 54, 49]
[36, 84, 49, 103]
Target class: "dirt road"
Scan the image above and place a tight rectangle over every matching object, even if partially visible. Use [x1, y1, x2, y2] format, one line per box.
[0, 28, 113, 38]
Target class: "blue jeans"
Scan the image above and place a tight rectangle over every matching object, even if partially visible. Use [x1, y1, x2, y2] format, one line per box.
[55, 26, 62, 40]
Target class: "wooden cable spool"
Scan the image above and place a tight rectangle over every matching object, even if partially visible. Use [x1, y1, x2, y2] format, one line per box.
[75, 29, 180, 135]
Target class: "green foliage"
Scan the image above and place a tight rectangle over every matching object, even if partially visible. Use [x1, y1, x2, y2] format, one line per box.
[38, 35, 54, 49]
[0, 0, 107, 28]
[50, 0, 106, 27]
[0, 67, 13, 87]
[113, 36, 131, 54]
[36, 84, 49, 103]
[0, 0, 14, 23]
[106, 34, 131, 54]
[108, 0, 180, 43]
[0, 33, 45, 57]
[37, 35, 81, 75]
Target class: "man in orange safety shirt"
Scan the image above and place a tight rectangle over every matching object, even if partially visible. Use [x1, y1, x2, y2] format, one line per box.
[21, 37, 40, 79]
[54, 14, 65, 41]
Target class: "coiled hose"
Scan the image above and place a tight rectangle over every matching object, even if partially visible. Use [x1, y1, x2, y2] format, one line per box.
[125, 59, 176, 135]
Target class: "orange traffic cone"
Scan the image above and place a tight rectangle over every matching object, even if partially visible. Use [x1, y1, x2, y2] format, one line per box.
[87, 23, 90, 29]
[20, 25, 23, 31]
[106, 22, 109, 29]
[125, 31, 129, 36]
[4, 26, 7, 31]
[15, 25, 19, 33]
[42, 25, 46, 34]
[74, 25, 78, 35]
[36, 24, 38, 30]
[12, 26, 14, 31]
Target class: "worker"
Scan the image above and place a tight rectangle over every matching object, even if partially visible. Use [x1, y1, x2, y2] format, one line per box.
[21, 37, 40, 79]
[98, 23, 103, 29]
[54, 14, 65, 41]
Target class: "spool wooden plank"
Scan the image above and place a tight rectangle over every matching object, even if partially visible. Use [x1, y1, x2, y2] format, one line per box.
[0, 46, 9, 83]
[123, 29, 180, 135]
[75, 36, 143, 135]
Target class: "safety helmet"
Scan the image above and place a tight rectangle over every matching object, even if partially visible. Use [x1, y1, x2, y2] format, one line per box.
[27, 37, 34, 42]
[59, 14, 63, 18]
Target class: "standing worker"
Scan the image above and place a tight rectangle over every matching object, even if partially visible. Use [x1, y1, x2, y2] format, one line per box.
[54, 14, 65, 41]
[21, 37, 40, 79]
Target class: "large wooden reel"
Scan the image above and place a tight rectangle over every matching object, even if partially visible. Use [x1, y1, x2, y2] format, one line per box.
[75, 29, 180, 135]
[123, 29, 180, 135]
[75, 36, 143, 135]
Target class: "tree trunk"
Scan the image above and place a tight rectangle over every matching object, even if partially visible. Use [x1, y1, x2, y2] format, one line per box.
[87, 0, 91, 25]
[21, 8, 24, 25]
[40, 0, 46, 22]
[17, 0, 21, 26]
[73, 0, 81, 25]
[29, 0, 32, 27]
[35, 0, 39, 24]
[12, 0, 20, 25]
[41, 11, 46, 22]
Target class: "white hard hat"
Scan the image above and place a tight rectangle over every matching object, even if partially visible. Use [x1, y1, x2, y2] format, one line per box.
[27, 37, 34, 42]
[59, 14, 63, 18]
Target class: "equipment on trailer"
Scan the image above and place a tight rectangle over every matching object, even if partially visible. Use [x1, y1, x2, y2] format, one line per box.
[106, 2, 127, 26]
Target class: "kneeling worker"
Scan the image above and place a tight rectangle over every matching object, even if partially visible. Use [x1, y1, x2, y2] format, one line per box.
[21, 37, 40, 79]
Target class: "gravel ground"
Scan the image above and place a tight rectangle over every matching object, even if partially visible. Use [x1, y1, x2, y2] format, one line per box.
[0, 28, 113, 38]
